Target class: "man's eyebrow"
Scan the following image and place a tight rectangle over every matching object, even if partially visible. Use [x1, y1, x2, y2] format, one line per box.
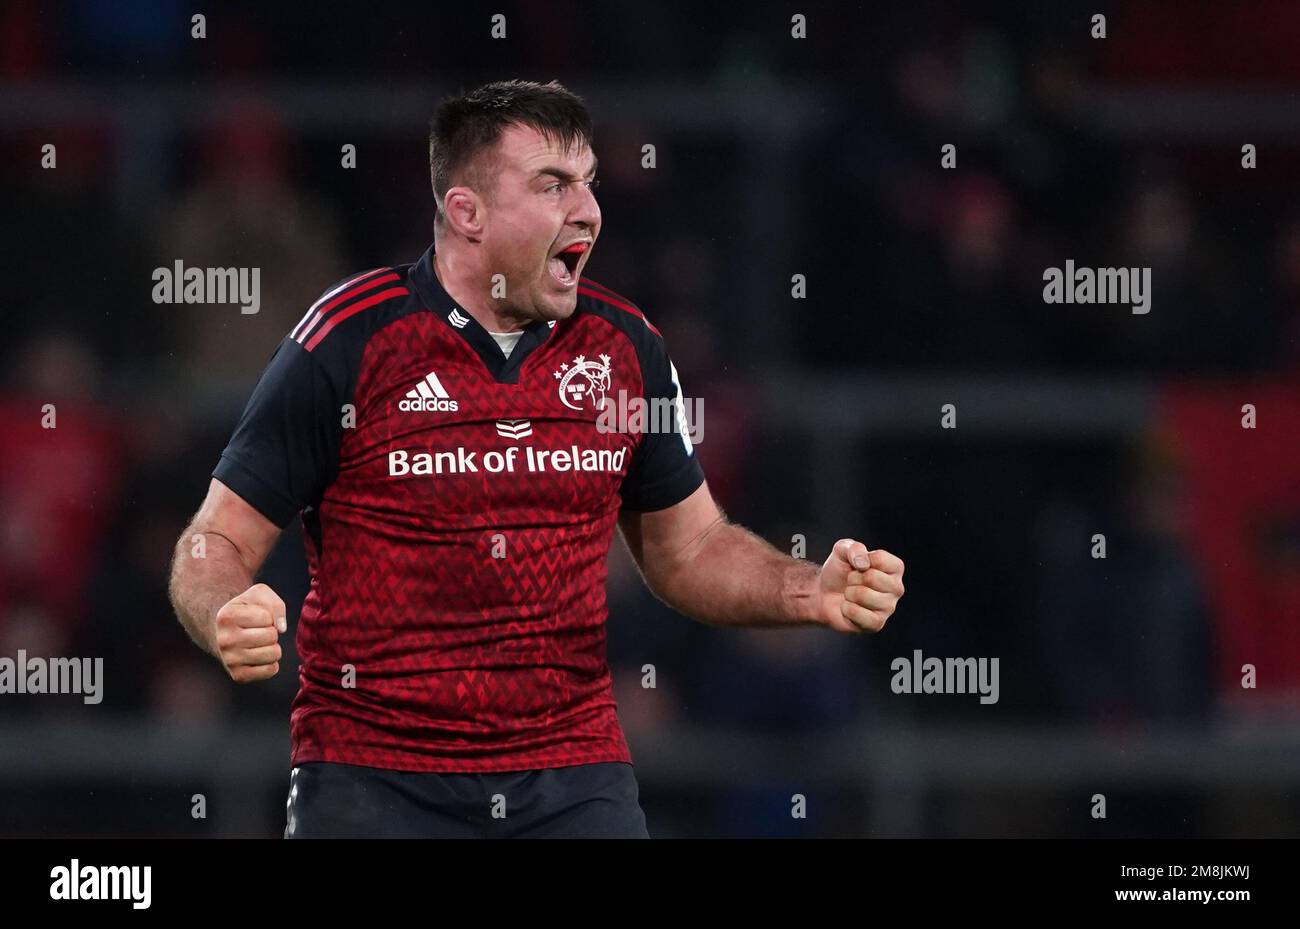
[532, 157, 599, 182]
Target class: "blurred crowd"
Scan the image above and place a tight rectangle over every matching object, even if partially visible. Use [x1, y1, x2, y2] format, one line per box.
[2, 1, 1298, 836]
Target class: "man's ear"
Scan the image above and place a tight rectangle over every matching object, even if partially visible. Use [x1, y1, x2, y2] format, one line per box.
[442, 187, 484, 242]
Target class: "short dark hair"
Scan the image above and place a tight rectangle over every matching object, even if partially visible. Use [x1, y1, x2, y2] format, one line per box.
[428, 79, 594, 228]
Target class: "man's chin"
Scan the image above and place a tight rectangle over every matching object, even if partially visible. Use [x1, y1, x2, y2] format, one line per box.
[539, 288, 579, 320]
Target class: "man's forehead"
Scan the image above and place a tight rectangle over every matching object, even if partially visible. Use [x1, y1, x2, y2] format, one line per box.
[498, 123, 595, 172]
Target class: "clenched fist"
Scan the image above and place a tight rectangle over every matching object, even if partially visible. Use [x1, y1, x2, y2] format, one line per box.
[818, 539, 905, 634]
[214, 582, 287, 683]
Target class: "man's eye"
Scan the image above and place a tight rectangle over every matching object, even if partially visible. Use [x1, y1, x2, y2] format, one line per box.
[543, 179, 597, 194]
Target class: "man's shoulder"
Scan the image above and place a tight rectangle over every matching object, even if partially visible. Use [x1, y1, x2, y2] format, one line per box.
[288, 264, 422, 355]
[574, 278, 664, 349]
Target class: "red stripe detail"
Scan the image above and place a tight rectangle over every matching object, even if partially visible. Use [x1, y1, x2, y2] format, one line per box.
[580, 279, 643, 310]
[303, 287, 409, 351]
[579, 278, 640, 308]
[291, 267, 390, 339]
[577, 284, 661, 337]
[295, 272, 401, 344]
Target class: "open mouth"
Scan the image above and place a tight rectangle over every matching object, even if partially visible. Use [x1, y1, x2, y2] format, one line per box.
[547, 241, 589, 287]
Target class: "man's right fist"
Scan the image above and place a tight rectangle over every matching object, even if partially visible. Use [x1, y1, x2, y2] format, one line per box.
[214, 582, 287, 683]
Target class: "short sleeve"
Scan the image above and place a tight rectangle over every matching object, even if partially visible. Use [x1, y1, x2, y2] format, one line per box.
[212, 337, 345, 528]
[619, 335, 706, 513]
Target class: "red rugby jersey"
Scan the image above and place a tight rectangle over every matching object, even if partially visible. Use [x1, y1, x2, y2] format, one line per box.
[212, 245, 704, 772]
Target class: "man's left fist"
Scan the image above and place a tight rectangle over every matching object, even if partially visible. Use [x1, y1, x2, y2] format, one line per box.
[818, 539, 905, 634]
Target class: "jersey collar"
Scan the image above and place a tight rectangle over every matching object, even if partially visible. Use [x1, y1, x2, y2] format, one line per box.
[409, 243, 557, 384]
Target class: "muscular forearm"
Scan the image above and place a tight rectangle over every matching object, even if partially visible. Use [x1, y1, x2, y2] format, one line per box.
[646, 519, 824, 628]
[168, 528, 257, 657]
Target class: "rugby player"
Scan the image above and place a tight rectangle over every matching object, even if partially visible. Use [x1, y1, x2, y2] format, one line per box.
[168, 79, 905, 838]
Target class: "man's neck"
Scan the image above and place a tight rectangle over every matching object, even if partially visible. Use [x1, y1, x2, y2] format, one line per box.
[432, 246, 530, 333]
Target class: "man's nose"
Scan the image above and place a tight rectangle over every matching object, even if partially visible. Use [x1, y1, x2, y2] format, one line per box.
[570, 184, 601, 230]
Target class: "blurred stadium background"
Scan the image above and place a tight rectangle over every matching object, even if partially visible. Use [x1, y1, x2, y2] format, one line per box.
[1, 0, 1298, 837]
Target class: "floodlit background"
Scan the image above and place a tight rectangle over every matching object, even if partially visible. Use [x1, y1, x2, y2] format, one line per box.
[1, 0, 1298, 837]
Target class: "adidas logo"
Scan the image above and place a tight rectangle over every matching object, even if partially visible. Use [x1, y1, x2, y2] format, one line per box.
[399, 371, 459, 412]
[496, 419, 533, 440]
[448, 308, 469, 329]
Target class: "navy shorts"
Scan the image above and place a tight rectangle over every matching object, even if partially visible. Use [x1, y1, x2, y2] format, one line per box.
[284, 760, 649, 839]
